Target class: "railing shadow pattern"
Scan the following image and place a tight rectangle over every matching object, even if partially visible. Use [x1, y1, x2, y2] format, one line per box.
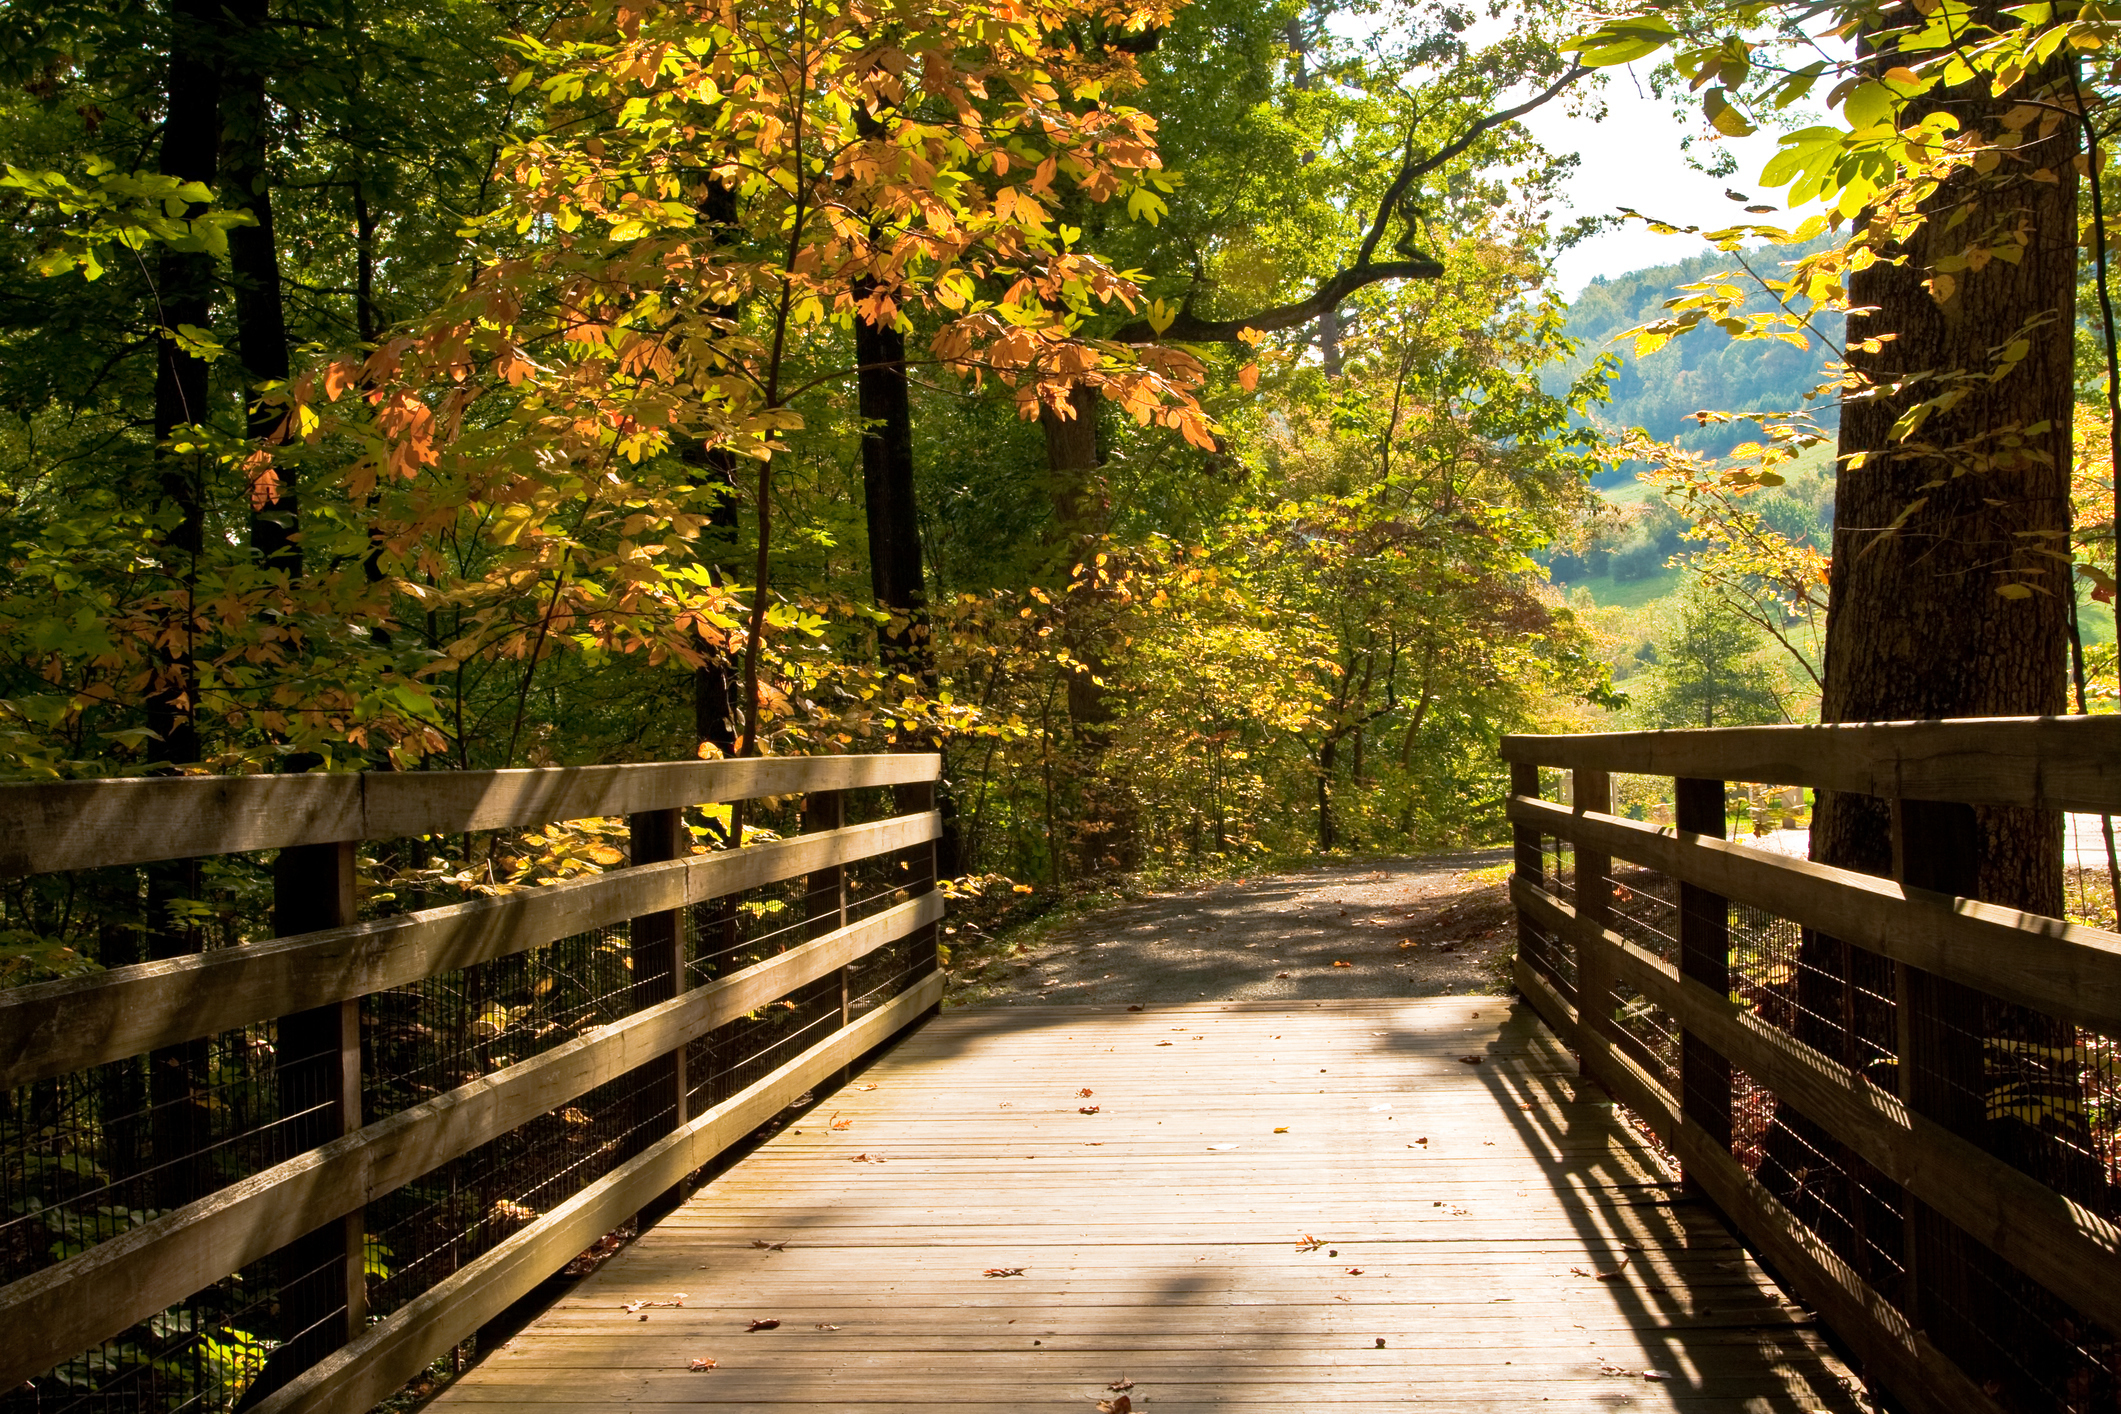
[1504, 717, 2121, 1414]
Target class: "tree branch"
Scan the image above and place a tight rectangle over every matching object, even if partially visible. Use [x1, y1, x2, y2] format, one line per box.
[1116, 64, 1589, 346]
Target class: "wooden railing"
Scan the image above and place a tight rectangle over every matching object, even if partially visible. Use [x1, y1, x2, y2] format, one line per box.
[1503, 718, 2121, 1414]
[0, 753, 944, 1414]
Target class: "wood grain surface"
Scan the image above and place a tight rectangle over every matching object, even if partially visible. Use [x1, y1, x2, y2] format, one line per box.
[427, 998, 1863, 1411]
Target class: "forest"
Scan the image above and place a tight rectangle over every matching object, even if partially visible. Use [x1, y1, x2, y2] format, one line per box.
[1, 0, 2119, 943]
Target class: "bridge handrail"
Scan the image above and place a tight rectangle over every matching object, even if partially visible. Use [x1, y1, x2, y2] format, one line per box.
[1504, 717, 2120, 1414]
[0, 753, 945, 1414]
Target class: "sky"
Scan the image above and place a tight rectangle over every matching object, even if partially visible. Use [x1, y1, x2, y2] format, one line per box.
[1513, 69, 1806, 297]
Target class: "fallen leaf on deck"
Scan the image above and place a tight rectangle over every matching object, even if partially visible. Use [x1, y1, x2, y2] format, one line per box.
[1108, 1378, 1135, 1391]
[621, 1294, 689, 1312]
[750, 1240, 787, 1250]
[1375, 1338, 1386, 1348]
[1457, 1054, 1483, 1064]
[1332, 960, 1352, 968]
[1344, 1267, 1364, 1275]
[813, 1323, 840, 1330]
[1206, 1143, 1238, 1150]
[1643, 1369, 1672, 1381]
[984, 1267, 1027, 1277]
[1598, 1255, 1632, 1281]
[1157, 1040, 1173, 1046]
[849, 1153, 885, 1163]
[1096, 1397, 1132, 1414]
[688, 1357, 717, 1371]
[1398, 940, 1415, 949]
[1275, 971, 1291, 978]
[1078, 1088, 1094, 1097]
[829, 1114, 852, 1130]
[746, 1319, 780, 1331]
[856, 1083, 877, 1091]
[1079, 1106, 1100, 1114]
[1296, 1234, 1327, 1251]
[1273, 1126, 1289, 1133]
[1126, 1004, 1144, 1011]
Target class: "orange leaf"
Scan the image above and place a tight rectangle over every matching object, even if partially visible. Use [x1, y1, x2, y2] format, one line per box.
[1237, 363, 1260, 392]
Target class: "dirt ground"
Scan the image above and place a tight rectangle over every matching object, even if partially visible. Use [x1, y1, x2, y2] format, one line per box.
[942, 850, 1517, 1009]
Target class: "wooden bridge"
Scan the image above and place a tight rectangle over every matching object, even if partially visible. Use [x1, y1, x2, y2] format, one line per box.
[1, 721, 2117, 1413]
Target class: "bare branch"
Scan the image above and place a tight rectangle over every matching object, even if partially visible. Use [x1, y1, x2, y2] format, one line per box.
[1115, 65, 1589, 346]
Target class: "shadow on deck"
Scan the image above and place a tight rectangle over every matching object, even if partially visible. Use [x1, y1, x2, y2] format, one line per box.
[428, 998, 1863, 1411]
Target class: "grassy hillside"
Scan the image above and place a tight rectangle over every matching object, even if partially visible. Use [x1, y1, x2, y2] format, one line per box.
[1554, 236, 1843, 474]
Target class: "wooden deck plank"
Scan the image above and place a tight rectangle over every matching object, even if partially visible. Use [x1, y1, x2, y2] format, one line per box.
[430, 998, 1863, 1412]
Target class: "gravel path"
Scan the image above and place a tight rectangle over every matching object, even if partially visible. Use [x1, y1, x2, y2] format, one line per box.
[943, 850, 1516, 1009]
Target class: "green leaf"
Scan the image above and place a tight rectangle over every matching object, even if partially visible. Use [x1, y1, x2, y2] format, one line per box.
[1704, 88, 1757, 137]
[1562, 16, 1679, 66]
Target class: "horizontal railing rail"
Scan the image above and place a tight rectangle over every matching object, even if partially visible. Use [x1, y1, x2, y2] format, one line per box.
[0, 753, 935, 877]
[1502, 719, 2121, 1414]
[0, 753, 945, 1414]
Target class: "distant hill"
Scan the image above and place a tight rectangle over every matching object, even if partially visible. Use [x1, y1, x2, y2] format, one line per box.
[1552, 237, 1843, 478]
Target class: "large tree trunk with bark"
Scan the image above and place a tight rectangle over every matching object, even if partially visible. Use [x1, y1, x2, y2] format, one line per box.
[1766, 35, 2087, 1390]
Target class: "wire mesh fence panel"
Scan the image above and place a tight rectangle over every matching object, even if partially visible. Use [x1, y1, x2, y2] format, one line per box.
[1502, 723, 2121, 1414]
[0, 754, 944, 1414]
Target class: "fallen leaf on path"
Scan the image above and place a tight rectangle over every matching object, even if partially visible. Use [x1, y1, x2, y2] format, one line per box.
[984, 1267, 1027, 1277]
[828, 1114, 852, 1130]
[688, 1358, 717, 1371]
[746, 1319, 780, 1331]
[1079, 1106, 1101, 1114]
[750, 1240, 788, 1250]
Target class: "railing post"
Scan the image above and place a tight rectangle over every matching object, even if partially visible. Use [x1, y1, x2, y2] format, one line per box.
[240, 840, 363, 1407]
[629, 807, 687, 1225]
[896, 775, 941, 1013]
[1573, 769, 1613, 1077]
[1890, 798, 1986, 1363]
[1675, 777, 1733, 1161]
[802, 790, 850, 1079]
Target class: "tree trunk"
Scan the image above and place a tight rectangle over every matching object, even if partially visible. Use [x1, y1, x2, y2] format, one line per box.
[220, 0, 295, 570]
[1317, 735, 1337, 852]
[1781, 35, 2085, 1391]
[142, 0, 225, 1217]
[855, 300, 928, 673]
